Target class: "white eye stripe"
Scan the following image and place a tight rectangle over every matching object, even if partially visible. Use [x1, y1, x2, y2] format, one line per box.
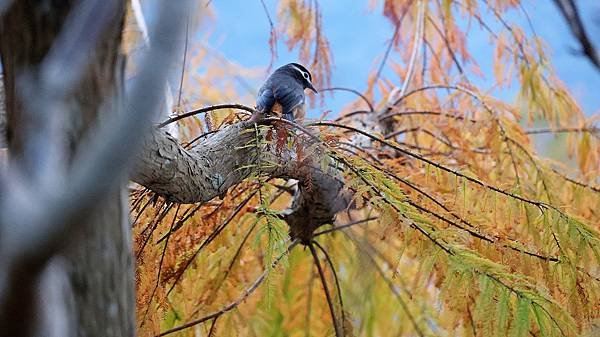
[291, 65, 311, 81]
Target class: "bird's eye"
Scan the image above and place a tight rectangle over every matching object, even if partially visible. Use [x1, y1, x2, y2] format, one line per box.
[303, 72, 309, 79]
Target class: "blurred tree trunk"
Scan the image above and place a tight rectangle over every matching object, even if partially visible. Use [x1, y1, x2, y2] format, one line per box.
[0, 1, 134, 336]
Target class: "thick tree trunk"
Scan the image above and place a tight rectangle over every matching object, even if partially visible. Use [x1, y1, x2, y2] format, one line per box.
[0, 2, 133, 336]
[65, 188, 134, 337]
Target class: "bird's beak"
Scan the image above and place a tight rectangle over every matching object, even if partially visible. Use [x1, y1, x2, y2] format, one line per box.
[307, 82, 318, 94]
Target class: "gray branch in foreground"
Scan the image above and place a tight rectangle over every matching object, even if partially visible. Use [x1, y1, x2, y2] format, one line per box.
[131, 121, 350, 242]
[0, 75, 4, 148]
[553, 0, 600, 72]
[0, 0, 193, 272]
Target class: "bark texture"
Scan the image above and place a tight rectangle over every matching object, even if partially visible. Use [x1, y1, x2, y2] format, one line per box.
[132, 123, 350, 242]
[133, 121, 258, 204]
[0, 2, 133, 336]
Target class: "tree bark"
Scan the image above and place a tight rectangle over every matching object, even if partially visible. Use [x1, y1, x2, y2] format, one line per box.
[0, 2, 133, 336]
[132, 123, 350, 243]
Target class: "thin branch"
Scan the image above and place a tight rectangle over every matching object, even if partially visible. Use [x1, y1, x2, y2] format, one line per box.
[190, 217, 260, 318]
[313, 240, 346, 334]
[375, 0, 415, 84]
[166, 191, 257, 295]
[398, 0, 426, 98]
[314, 217, 378, 237]
[553, 0, 600, 71]
[156, 202, 206, 243]
[140, 204, 180, 327]
[354, 155, 560, 262]
[137, 201, 173, 259]
[376, 23, 401, 84]
[320, 87, 374, 112]
[428, 14, 465, 76]
[378, 109, 477, 123]
[155, 183, 256, 243]
[176, 15, 190, 108]
[525, 126, 599, 136]
[334, 110, 370, 122]
[158, 104, 254, 128]
[130, 187, 152, 213]
[309, 243, 342, 337]
[259, 0, 277, 70]
[331, 152, 454, 255]
[207, 317, 219, 337]
[549, 167, 600, 194]
[131, 195, 155, 228]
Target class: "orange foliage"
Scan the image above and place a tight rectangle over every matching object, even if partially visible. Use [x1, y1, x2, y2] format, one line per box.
[130, 1, 600, 337]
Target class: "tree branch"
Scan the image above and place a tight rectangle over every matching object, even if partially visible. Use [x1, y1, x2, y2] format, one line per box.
[553, 0, 600, 71]
[131, 120, 351, 242]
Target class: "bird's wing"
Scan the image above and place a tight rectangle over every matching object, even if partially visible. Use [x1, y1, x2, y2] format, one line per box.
[274, 84, 305, 121]
[256, 87, 275, 113]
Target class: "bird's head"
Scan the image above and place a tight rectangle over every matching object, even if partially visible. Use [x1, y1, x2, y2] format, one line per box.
[280, 63, 318, 94]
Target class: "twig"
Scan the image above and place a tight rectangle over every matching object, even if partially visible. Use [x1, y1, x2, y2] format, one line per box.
[314, 217, 378, 237]
[140, 204, 180, 327]
[259, 0, 277, 71]
[166, 191, 258, 295]
[334, 110, 370, 122]
[429, 9, 466, 77]
[309, 243, 342, 337]
[176, 15, 190, 108]
[158, 104, 254, 128]
[207, 317, 219, 337]
[549, 167, 600, 194]
[189, 218, 259, 318]
[398, 0, 426, 98]
[320, 87, 374, 112]
[553, 0, 600, 71]
[525, 126, 599, 136]
[378, 109, 477, 123]
[375, 0, 415, 84]
[131, 196, 155, 229]
[137, 202, 173, 260]
[313, 240, 346, 334]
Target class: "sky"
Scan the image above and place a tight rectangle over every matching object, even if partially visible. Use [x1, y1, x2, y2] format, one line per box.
[206, 1, 600, 118]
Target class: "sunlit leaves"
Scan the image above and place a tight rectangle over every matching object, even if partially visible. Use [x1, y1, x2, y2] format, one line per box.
[130, 1, 600, 336]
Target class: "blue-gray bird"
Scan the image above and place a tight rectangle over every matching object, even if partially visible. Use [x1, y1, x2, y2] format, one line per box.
[255, 63, 317, 122]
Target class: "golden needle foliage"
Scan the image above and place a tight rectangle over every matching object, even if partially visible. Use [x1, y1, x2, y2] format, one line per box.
[130, 1, 600, 336]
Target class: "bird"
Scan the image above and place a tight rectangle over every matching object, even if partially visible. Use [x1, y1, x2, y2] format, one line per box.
[255, 63, 317, 122]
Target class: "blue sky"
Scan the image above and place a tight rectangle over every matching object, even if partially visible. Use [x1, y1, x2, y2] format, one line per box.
[207, 1, 600, 117]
